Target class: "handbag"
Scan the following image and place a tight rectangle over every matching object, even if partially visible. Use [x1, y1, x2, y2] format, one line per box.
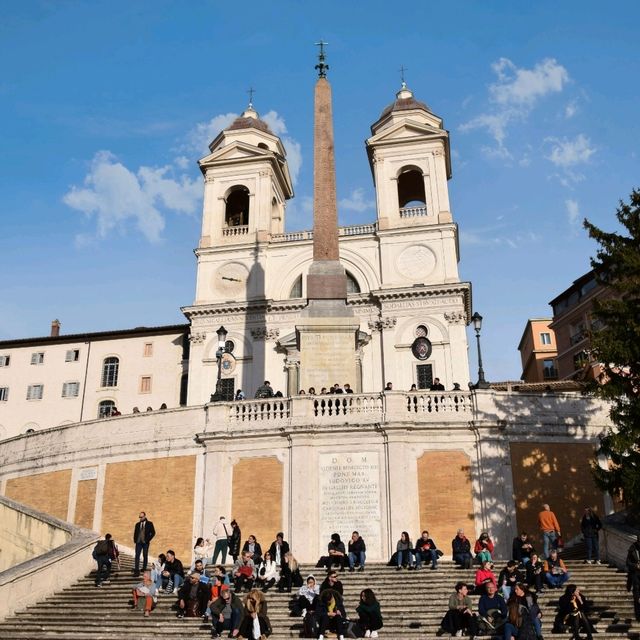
[555, 535, 564, 551]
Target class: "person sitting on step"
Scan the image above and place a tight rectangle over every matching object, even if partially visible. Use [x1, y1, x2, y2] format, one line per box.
[552, 584, 595, 640]
[238, 588, 271, 640]
[294, 574, 320, 617]
[395, 531, 415, 570]
[320, 570, 343, 595]
[503, 583, 542, 640]
[451, 528, 473, 569]
[475, 559, 497, 596]
[210, 585, 243, 639]
[474, 531, 495, 564]
[161, 549, 185, 594]
[190, 537, 214, 572]
[316, 587, 347, 640]
[277, 551, 301, 593]
[355, 588, 383, 639]
[512, 531, 535, 567]
[130, 570, 158, 617]
[414, 530, 439, 570]
[498, 560, 524, 601]
[348, 531, 366, 572]
[151, 553, 166, 592]
[255, 551, 279, 592]
[317, 533, 347, 571]
[477, 579, 507, 635]
[232, 551, 256, 592]
[437, 581, 478, 637]
[544, 548, 571, 589]
[176, 571, 211, 618]
[242, 534, 263, 566]
[268, 531, 290, 570]
[525, 552, 545, 593]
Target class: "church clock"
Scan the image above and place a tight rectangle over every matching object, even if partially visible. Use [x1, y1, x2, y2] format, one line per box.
[214, 262, 249, 296]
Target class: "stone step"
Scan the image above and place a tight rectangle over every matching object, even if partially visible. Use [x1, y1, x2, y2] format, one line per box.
[2, 555, 638, 640]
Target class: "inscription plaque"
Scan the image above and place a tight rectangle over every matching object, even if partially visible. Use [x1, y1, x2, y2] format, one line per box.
[319, 452, 382, 559]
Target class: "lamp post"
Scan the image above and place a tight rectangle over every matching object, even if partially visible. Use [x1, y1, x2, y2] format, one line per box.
[210, 326, 228, 402]
[471, 312, 490, 389]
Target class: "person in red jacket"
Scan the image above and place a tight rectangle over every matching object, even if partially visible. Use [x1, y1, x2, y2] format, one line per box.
[474, 532, 495, 564]
[474, 560, 497, 596]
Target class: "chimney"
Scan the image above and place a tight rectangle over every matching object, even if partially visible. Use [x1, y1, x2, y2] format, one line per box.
[51, 319, 61, 337]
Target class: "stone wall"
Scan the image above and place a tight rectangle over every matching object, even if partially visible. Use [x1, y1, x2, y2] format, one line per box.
[5, 469, 72, 521]
[510, 442, 605, 548]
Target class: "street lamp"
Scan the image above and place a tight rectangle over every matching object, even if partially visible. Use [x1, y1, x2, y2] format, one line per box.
[210, 326, 228, 402]
[471, 312, 490, 389]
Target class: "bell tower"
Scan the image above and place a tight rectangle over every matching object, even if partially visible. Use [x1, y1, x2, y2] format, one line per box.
[366, 82, 453, 231]
[197, 103, 294, 250]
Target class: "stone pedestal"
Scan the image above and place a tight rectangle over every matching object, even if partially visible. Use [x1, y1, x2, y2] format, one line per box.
[297, 317, 359, 392]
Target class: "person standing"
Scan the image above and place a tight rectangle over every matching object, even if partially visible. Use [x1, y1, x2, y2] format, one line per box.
[581, 507, 602, 564]
[626, 534, 640, 621]
[212, 516, 231, 565]
[537, 503, 561, 559]
[133, 511, 156, 577]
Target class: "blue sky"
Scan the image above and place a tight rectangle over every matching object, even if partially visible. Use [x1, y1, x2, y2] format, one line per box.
[1, 1, 638, 382]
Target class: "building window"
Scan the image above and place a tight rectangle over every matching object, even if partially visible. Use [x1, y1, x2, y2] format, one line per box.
[30, 352, 44, 365]
[542, 359, 557, 380]
[416, 364, 434, 389]
[415, 325, 429, 338]
[98, 399, 115, 418]
[540, 332, 552, 345]
[65, 349, 80, 362]
[397, 166, 426, 210]
[0, 355, 10, 367]
[101, 357, 119, 387]
[62, 382, 80, 398]
[143, 343, 153, 357]
[179, 373, 188, 406]
[0, 387, 8, 401]
[346, 271, 361, 294]
[27, 384, 44, 400]
[569, 322, 586, 345]
[573, 350, 589, 370]
[139, 376, 152, 394]
[225, 186, 250, 227]
[289, 275, 303, 299]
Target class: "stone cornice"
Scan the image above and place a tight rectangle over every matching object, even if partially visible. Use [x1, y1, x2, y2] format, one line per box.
[372, 283, 472, 320]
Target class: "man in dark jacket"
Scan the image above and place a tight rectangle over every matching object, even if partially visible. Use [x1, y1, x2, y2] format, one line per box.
[414, 530, 439, 570]
[316, 588, 348, 639]
[348, 531, 367, 572]
[210, 585, 243, 638]
[512, 531, 535, 565]
[268, 532, 290, 569]
[133, 511, 156, 576]
[452, 529, 472, 569]
[627, 535, 640, 621]
[581, 507, 602, 564]
[176, 572, 210, 618]
[161, 550, 185, 593]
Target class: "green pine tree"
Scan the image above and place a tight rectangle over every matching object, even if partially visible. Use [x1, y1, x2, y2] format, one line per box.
[584, 188, 640, 520]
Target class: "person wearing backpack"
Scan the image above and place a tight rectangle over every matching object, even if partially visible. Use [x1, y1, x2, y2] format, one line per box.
[93, 534, 113, 587]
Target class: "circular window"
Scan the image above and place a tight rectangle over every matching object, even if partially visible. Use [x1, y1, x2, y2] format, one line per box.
[415, 325, 428, 338]
[225, 340, 235, 354]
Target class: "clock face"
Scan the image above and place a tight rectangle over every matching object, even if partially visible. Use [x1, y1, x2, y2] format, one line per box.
[214, 262, 249, 297]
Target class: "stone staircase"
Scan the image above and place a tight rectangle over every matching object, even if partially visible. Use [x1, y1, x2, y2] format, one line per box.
[1, 554, 638, 639]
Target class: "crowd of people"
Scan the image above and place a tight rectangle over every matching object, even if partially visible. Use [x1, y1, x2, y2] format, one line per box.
[89, 503, 640, 638]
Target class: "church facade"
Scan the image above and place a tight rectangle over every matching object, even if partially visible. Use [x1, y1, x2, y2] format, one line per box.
[0, 75, 611, 565]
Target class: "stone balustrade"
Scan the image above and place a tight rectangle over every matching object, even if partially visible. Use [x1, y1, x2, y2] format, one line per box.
[399, 205, 428, 218]
[222, 225, 249, 237]
[271, 223, 377, 243]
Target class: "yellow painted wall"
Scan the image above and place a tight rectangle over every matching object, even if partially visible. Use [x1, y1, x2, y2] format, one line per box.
[5, 469, 72, 521]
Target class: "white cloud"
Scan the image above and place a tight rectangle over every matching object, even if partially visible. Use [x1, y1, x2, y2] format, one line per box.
[174, 155, 190, 169]
[460, 57, 569, 155]
[63, 151, 201, 243]
[460, 224, 540, 249]
[565, 101, 578, 118]
[565, 199, 580, 226]
[185, 113, 238, 154]
[547, 134, 595, 168]
[339, 188, 375, 213]
[489, 58, 569, 106]
[184, 109, 303, 185]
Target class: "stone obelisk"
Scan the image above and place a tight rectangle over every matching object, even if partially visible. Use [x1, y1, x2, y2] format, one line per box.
[297, 43, 359, 392]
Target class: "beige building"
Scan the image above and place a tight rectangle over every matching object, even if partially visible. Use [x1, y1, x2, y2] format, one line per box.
[517, 318, 558, 383]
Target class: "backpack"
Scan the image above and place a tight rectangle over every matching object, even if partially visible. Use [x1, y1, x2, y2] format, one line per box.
[94, 540, 109, 555]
